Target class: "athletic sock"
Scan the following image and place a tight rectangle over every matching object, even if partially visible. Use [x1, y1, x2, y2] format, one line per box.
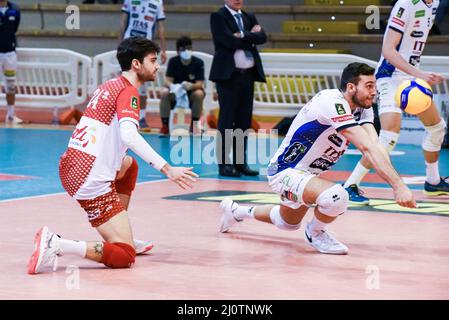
[6, 105, 14, 118]
[308, 216, 328, 236]
[139, 109, 146, 120]
[58, 239, 87, 257]
[344, 162, 370, 188]
[234, 205, 255, 220]
[425, 161, 440, 185]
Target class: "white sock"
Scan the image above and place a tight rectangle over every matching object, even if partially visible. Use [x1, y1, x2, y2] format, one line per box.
[7, 105, 14, 118]
[59, 239, 87, 257]
[344, 162, 370, 188]
[133, 239, 152, 247]
[139, 109, 146, 120]
[425, 161, 440, 185]
[308, 216, 328, 236]
[234, 205, 255, 220]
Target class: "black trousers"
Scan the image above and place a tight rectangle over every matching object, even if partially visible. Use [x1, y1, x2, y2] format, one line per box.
[216, 68, 255, 165]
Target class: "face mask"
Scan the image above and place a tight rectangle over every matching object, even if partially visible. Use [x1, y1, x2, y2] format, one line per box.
[180, 50, 192, 61]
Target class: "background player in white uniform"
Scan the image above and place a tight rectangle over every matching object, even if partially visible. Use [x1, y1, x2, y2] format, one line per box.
[344, 0, 448, 204]
[28, 38, 198, 274]
[219, 63, 416, 255]
[119, 0, 167, 128]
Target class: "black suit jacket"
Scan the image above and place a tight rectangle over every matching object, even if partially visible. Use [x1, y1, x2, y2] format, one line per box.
[209, 6, 266, 83]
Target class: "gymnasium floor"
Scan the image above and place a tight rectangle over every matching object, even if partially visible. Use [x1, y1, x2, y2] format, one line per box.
[0, 126, 448, 299]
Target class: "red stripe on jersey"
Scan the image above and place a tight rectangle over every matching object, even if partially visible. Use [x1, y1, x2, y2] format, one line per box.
[392, 17, 405, 27]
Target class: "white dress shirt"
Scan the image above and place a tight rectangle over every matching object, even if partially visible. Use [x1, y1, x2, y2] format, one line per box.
[225, 5, 255, 69]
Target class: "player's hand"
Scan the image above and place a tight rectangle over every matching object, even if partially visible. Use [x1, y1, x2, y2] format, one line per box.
[418, 71, 444, 86]
[181, 81, 193, 91]
[393, 185, 417, 208]
[160, 51, 167, 65]
[162, 165, 198, 189]
[251, 24, 262, 32]
[233, 32, 242, 38]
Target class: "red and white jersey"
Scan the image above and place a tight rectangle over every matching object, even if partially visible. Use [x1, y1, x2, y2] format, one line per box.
[59, 76, 140, 200]
[376, 0, 439, 79]
[268, 89, 374, 176]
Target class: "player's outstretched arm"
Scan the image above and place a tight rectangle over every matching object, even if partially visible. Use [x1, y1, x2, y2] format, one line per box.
[341, 125, 416, 208]
[119, 121, 198, 189]
[383, 29, 444, 85]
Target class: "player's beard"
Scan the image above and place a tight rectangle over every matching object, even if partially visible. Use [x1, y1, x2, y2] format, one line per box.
[137, 69, 155, 82]
[351, 89, 372, 109]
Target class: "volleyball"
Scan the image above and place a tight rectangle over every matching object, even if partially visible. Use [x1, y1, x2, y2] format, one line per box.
[395, 79, 433, 115]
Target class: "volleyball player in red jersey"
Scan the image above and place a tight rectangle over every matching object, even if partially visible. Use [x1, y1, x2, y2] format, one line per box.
[28, 37, 198, 274]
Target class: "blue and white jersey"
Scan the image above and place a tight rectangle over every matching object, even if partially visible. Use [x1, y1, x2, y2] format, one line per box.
[376, 0, 439, 79]
[122, 0, 165, 40]
[268, 89, 374, 176]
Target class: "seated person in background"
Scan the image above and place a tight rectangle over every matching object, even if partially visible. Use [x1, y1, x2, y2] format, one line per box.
[159, 36, 205, 135]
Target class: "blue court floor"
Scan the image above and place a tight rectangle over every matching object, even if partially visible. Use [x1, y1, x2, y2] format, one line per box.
[0, 127, 448, 201]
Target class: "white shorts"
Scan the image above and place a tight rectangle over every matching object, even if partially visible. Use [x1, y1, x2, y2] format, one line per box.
[267, 168, 316, 209]
[376, 76, 413, 115]
[0, 51, 17, 78]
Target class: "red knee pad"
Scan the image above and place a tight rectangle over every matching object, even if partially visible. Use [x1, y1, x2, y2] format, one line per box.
[116, 157, 138, 196]
[101, 242, 136, 269]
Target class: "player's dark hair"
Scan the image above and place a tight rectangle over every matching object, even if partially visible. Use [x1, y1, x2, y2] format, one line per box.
[116, 37, 160, 71]
[340, 63, 375, 91]
[176, 36, 193, 51]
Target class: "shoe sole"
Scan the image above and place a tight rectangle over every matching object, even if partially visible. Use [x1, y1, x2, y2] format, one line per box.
[304, 231, 348, 255]
[424, 190, 449, 196]
[136, 243, 154, 255]
[27, 226, 48, 274]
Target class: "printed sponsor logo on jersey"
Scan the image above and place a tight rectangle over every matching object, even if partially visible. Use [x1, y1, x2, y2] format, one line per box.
[282, 191, 298, 202]
[392, 17, 405, 27]
[409, 55, 421, 66]
[412, 0, 420, 5]
[415, 10, 425, 18]
[132, 20, 149, 29]
[144, 15, 155, 21]
[396, 7, 404, 18]
[131, 0, 141, 4]
[131, 13, 139, 18]
[148, 3, 158, 9]
[131, 96, 138, 109]
[432, 7, 437, 15]
[331, 115, 354, 123]
[410, 30, 424, 38]
[70, 125, 97, 148]
[413, 20, 421, 27]
[283, 142, 307, 163]
[335, 103, 346, 115]
[328, 134, 343, 147]
[148, 9, 157, 14]
[310, 157, 333, 171]
[353, 110, 361, 121]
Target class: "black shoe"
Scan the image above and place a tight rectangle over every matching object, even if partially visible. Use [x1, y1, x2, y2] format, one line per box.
[219, 164, 242, 177]
[235, 164, 259, 176]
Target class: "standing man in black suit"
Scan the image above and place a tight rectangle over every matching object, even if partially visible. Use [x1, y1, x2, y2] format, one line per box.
[209, 0, 267, 177]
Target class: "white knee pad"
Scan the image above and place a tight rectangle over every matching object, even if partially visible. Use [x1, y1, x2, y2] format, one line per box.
[422, 119, 446, 152]
[5, 77, 16, 94]
[316, 184, 348, 217]
[378, 130, 399, 153]
[269, 206, 301, 231]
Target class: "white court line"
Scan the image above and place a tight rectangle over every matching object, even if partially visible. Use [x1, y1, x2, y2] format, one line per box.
[345, 149, 405, 156]
[0, 179, 168, 204]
